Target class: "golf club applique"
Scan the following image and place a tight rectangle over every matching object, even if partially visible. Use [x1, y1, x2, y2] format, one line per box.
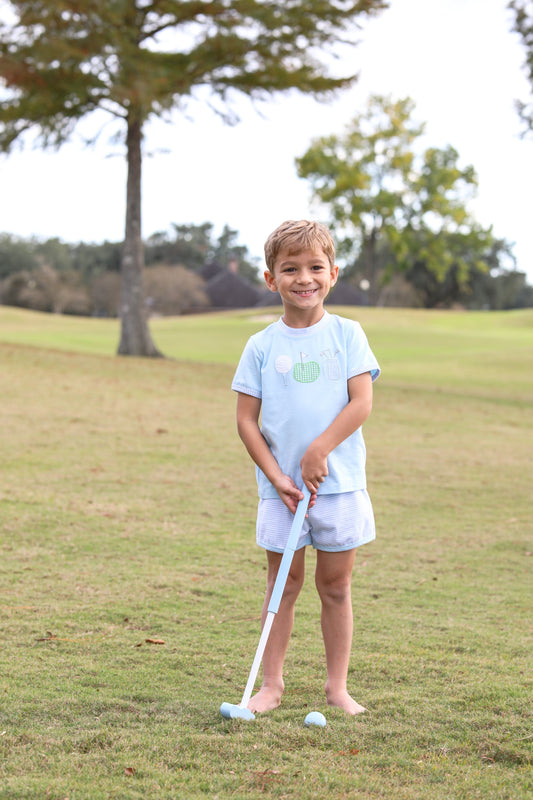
[293, 352, 320, 383]
[320, 349, 341, 380]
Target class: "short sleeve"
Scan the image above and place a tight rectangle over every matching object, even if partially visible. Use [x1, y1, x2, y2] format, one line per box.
[231, 336, 263, 398]
[345, 321, 381, 382]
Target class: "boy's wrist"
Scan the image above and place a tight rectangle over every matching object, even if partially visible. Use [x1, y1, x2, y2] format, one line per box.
[306, 439, 329, 460]
[268, 468, 286, 491]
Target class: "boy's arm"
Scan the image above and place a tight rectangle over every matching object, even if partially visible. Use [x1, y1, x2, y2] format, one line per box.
[300, 371, 373, 493]
[236, 392, 313, 513]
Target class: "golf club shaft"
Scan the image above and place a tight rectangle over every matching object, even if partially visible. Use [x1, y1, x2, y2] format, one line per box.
[268, 489, 310, 614]
[239, 610, 275, 708]
[238, 487, 311, 708]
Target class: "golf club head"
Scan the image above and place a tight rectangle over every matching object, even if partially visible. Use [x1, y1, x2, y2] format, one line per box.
[220, 702, 255, 721]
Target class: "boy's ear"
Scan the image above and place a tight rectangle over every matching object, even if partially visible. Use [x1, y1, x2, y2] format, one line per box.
[264, 270, 278, 293]
[330, 265, 339, 285]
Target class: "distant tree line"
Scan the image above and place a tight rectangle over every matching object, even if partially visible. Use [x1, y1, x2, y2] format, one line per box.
[0, 216, 531, 316]
[0, 223, 263, 317]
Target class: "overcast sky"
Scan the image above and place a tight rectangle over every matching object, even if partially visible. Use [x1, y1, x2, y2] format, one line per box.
[1, 0, 532, 280]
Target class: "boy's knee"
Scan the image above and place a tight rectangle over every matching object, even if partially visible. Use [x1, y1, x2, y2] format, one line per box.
[285, 569, 305, 598]
[267, 566, 304, 600]
[315, 574, 351, 605]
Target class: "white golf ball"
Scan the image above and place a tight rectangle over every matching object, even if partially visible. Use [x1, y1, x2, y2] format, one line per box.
[304, 711, 327, 728]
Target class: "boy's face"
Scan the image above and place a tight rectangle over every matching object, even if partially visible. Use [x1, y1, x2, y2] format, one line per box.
[264, 246, 338, 326]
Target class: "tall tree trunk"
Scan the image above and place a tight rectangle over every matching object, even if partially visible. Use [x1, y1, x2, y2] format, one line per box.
[117, 115, 162, 357]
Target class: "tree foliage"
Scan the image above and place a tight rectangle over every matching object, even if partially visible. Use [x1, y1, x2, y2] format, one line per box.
[0, 233, 36, 278]
[145, 222, 259, 279]
[0, 263, 91, 314]
[0, 0, 388, 356]
[509, 0, 533, 134]
[296, 95, 499, 304]
[0, 222, 256, 277]
[404, 238, 518, 309]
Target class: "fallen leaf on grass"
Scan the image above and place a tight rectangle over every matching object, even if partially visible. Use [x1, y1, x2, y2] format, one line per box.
[124, 767, 136, 776]
[338, 749, 360, 756]
[145, 638, 165, 645]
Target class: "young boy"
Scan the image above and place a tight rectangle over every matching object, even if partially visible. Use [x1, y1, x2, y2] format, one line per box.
[231, 220, 380, 715]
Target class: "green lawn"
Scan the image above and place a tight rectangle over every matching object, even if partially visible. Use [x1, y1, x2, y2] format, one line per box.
[0, 306, 531, 799]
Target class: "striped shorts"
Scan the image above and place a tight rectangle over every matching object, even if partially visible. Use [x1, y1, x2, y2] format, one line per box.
[256, 490, 376, 553]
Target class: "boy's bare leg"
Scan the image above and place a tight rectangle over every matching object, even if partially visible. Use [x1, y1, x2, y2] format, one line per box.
[248, 548, 306, 713]
[315, 549, 366, 715]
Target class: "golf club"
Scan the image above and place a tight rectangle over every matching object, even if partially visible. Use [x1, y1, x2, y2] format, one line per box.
[220, 485, 311, 720]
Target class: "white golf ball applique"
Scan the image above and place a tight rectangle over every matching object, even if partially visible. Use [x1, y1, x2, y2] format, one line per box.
[275, 354, 293, 385]
[320, 348, 341, 381]
[293, 352, 320, 383]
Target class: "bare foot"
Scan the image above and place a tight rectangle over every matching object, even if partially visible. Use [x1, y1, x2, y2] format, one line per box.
[326, 687, 366, 715]
[248, 684, 284, 714]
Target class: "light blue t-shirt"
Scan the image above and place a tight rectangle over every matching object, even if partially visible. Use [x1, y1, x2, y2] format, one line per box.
[232, 312, 380, 499]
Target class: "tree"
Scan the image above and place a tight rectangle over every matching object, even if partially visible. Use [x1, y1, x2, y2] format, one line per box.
[70, 240, 122, 277]
[509, 0, 533, 134]
[404, 238, 516, 309]
[145, 223, 216, 272]
[0, 233, 37, 278]
[211, 224, 261, 284]
[0, 0, 388, 357]
[145, 222, 260, 281]
[0, 262, 91, 313]
[297, 96, 423, 299]
[296, 95, 496, 303]
[143, 264, 209, 315]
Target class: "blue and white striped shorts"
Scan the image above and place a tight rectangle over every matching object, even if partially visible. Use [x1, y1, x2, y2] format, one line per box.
[256, 490, 376, 553]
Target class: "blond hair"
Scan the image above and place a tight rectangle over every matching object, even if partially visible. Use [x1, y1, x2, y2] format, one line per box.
[264, 220, 336, 273]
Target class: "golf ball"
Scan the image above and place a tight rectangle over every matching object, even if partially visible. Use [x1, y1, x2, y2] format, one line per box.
[304, 711, 327, 728]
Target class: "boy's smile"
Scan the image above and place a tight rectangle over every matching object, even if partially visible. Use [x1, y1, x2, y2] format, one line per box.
[264, 247, 338, 327]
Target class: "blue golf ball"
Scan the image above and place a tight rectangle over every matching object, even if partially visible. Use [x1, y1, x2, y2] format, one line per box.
[304, 711, 327, 728]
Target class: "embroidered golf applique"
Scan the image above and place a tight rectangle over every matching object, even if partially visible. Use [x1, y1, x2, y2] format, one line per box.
[293, 351, 320, 383]
[275, 354, 293, 385]
[321, 348, 341, 380]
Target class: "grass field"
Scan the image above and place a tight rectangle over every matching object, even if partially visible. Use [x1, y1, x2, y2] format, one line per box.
[0, 305, 531, 799]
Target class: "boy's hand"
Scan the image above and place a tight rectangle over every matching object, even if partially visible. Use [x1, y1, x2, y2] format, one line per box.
[274, 474, 316, 514]
[300, 445, 328, 493]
